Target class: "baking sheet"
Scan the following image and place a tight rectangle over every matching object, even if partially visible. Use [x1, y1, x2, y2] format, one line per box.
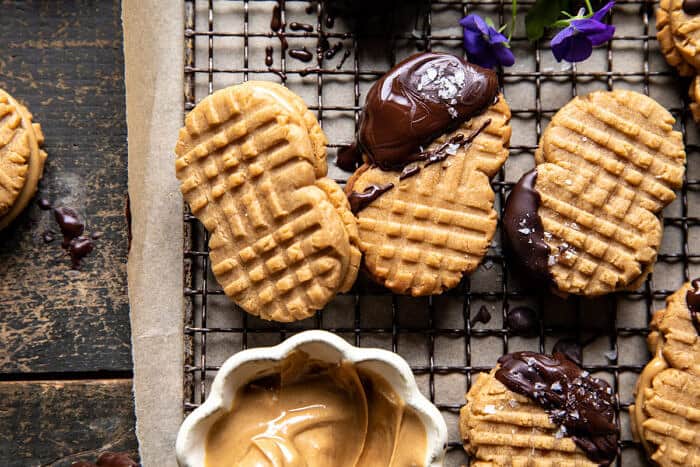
[126, 1, 700, 465]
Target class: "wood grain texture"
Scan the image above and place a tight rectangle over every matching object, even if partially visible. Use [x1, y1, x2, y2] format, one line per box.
[0, 0, 131, 373]
[0, 379, 138, 467]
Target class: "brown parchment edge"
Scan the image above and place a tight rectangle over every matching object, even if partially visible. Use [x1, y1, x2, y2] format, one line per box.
[123, 1, 185, 465]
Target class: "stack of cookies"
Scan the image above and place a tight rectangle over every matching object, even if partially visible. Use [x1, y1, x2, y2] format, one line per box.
[0, 89, 47, 230]
[175, 81, 360, 322]
[657, 0, 700, 120]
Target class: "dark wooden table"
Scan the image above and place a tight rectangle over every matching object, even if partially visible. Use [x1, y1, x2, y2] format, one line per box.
[0, 1, 138, 465]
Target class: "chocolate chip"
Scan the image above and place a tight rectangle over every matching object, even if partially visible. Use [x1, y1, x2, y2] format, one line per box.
[552, 338, 583, 366]
[506, 306, 538, 336]
[470, 305, 492, 327]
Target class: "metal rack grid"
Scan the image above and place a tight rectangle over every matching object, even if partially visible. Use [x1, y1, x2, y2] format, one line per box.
[181, 1, 700, 465]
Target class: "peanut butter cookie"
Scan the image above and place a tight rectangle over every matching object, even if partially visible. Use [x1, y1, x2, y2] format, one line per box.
[631, 280, 700, 466]
[505, 90, 685, 296]
[460, 352, 618, 466]
[657, 0, 700, 75]
[175, 82, 359, 322]
[344, 52, 510, 296]
[0, 89, 47, 230]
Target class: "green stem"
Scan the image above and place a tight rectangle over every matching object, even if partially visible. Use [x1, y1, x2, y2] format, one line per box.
[508, 0, 517, 41]
[585, 0, 594, 15]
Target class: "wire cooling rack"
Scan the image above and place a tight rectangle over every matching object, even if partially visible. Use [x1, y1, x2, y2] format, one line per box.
[181, 1, 700, 464]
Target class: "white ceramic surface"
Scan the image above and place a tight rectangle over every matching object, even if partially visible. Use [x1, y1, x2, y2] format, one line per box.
[175, 330, 448, 466]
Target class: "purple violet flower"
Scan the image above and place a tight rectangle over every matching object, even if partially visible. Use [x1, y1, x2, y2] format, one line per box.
[551, 2, 616, 63]
[459, 14, 515, 69]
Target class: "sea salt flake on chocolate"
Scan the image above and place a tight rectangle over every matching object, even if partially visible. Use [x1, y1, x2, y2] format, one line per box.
[518, 228, 531, 235]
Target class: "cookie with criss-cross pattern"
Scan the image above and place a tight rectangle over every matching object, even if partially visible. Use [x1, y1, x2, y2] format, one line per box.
[460, 352, 618, 466]
[175, 82, 360, 322]
[344, 52, 511, 296]
[657, 0, 700, 75]
[631, 280, 700, 466]
[0, 89, 47, 230]
[505, 90, 685, 296]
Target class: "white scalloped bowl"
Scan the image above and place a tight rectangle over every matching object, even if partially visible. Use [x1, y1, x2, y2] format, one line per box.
[176, 330, 448, 466]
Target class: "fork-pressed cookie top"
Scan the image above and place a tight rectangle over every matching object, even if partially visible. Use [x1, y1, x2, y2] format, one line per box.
[505, 90, 685, 296]
[631, 281, 700, 466]
[0, 89, 47, 230]
[175, 82, 359, 322]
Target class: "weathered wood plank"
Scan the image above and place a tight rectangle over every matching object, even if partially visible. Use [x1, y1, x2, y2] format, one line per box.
[0, 379, 138, 466]
[0, 0, 131, 372]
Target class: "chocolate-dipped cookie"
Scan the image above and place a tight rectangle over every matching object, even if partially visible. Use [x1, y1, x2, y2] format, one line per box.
[505, 90, 685, 296]
[460, 352, 618, 466]
[631, 280, 700, 466]
[344, 52, 511, 296]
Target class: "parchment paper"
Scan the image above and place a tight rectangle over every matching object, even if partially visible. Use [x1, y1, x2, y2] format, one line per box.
[123, 1, 184, 466]
[123, 1, 700, 465]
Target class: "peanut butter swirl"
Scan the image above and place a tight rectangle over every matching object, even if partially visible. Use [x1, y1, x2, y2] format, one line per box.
[204, 352, 428, 467]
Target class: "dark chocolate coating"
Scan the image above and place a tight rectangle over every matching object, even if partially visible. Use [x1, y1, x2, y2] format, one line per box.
[348, 183, 394, 214]
[54, 207, 85, 248]
[506, 306, 539, 336]
[686, 278, 700, 334]
[71, 452, 138, 467]
[503, 168, 553, 283]
[684, 0, 700, 15]
[496, 352, 618, 465]
[552, 338, 583, 366]
[357, 52, 498, 170]
[470, 305, 492, 326]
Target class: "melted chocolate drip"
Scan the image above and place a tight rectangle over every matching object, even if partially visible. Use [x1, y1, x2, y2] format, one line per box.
[470, 305, 492, 326]
[503, 168, 553, 283]
[348, 183, 394, 214]
[684, 0, 700, 15]
[73, 452, 138, 467]
[42, 230, 55, 244]
[265, 46, 274, 67]
[290, 21, 314, 32]
[69, 236, 95, 269]
[357, 52, 498, 170]
[289, 47, 313, 62]
[325, 42, 343, 59]
[506, 306, 539, 336]
[336, 49, 351, 70]
[686, 278, 700, 334]
[277, 32, 289, 53]
[54, 207, 85, 248]
[399, 164, 420, 180]
[53, 206, 96, 270]
[336, 142, 363, 172]
[38, 198, 52, 210]
[271, 5, 283, 31]
[496, 352, 618, 465]
[552, 338, 583, 366]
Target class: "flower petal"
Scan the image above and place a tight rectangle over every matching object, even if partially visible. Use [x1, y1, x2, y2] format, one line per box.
[587, 24, 615, 46]
[459, 14, 490, 37]
[463, 29, 486, 54]
[487, 27, 510, 45]
[493, 43, 516, 66]
[592, 1, 616, 22]
[551, 28, 593, 62]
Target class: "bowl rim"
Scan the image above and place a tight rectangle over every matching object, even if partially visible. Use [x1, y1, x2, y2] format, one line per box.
[175, 329, 448, 466]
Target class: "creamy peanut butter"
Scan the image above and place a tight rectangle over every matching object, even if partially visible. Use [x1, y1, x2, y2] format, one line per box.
[204, 352, 428, 467]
